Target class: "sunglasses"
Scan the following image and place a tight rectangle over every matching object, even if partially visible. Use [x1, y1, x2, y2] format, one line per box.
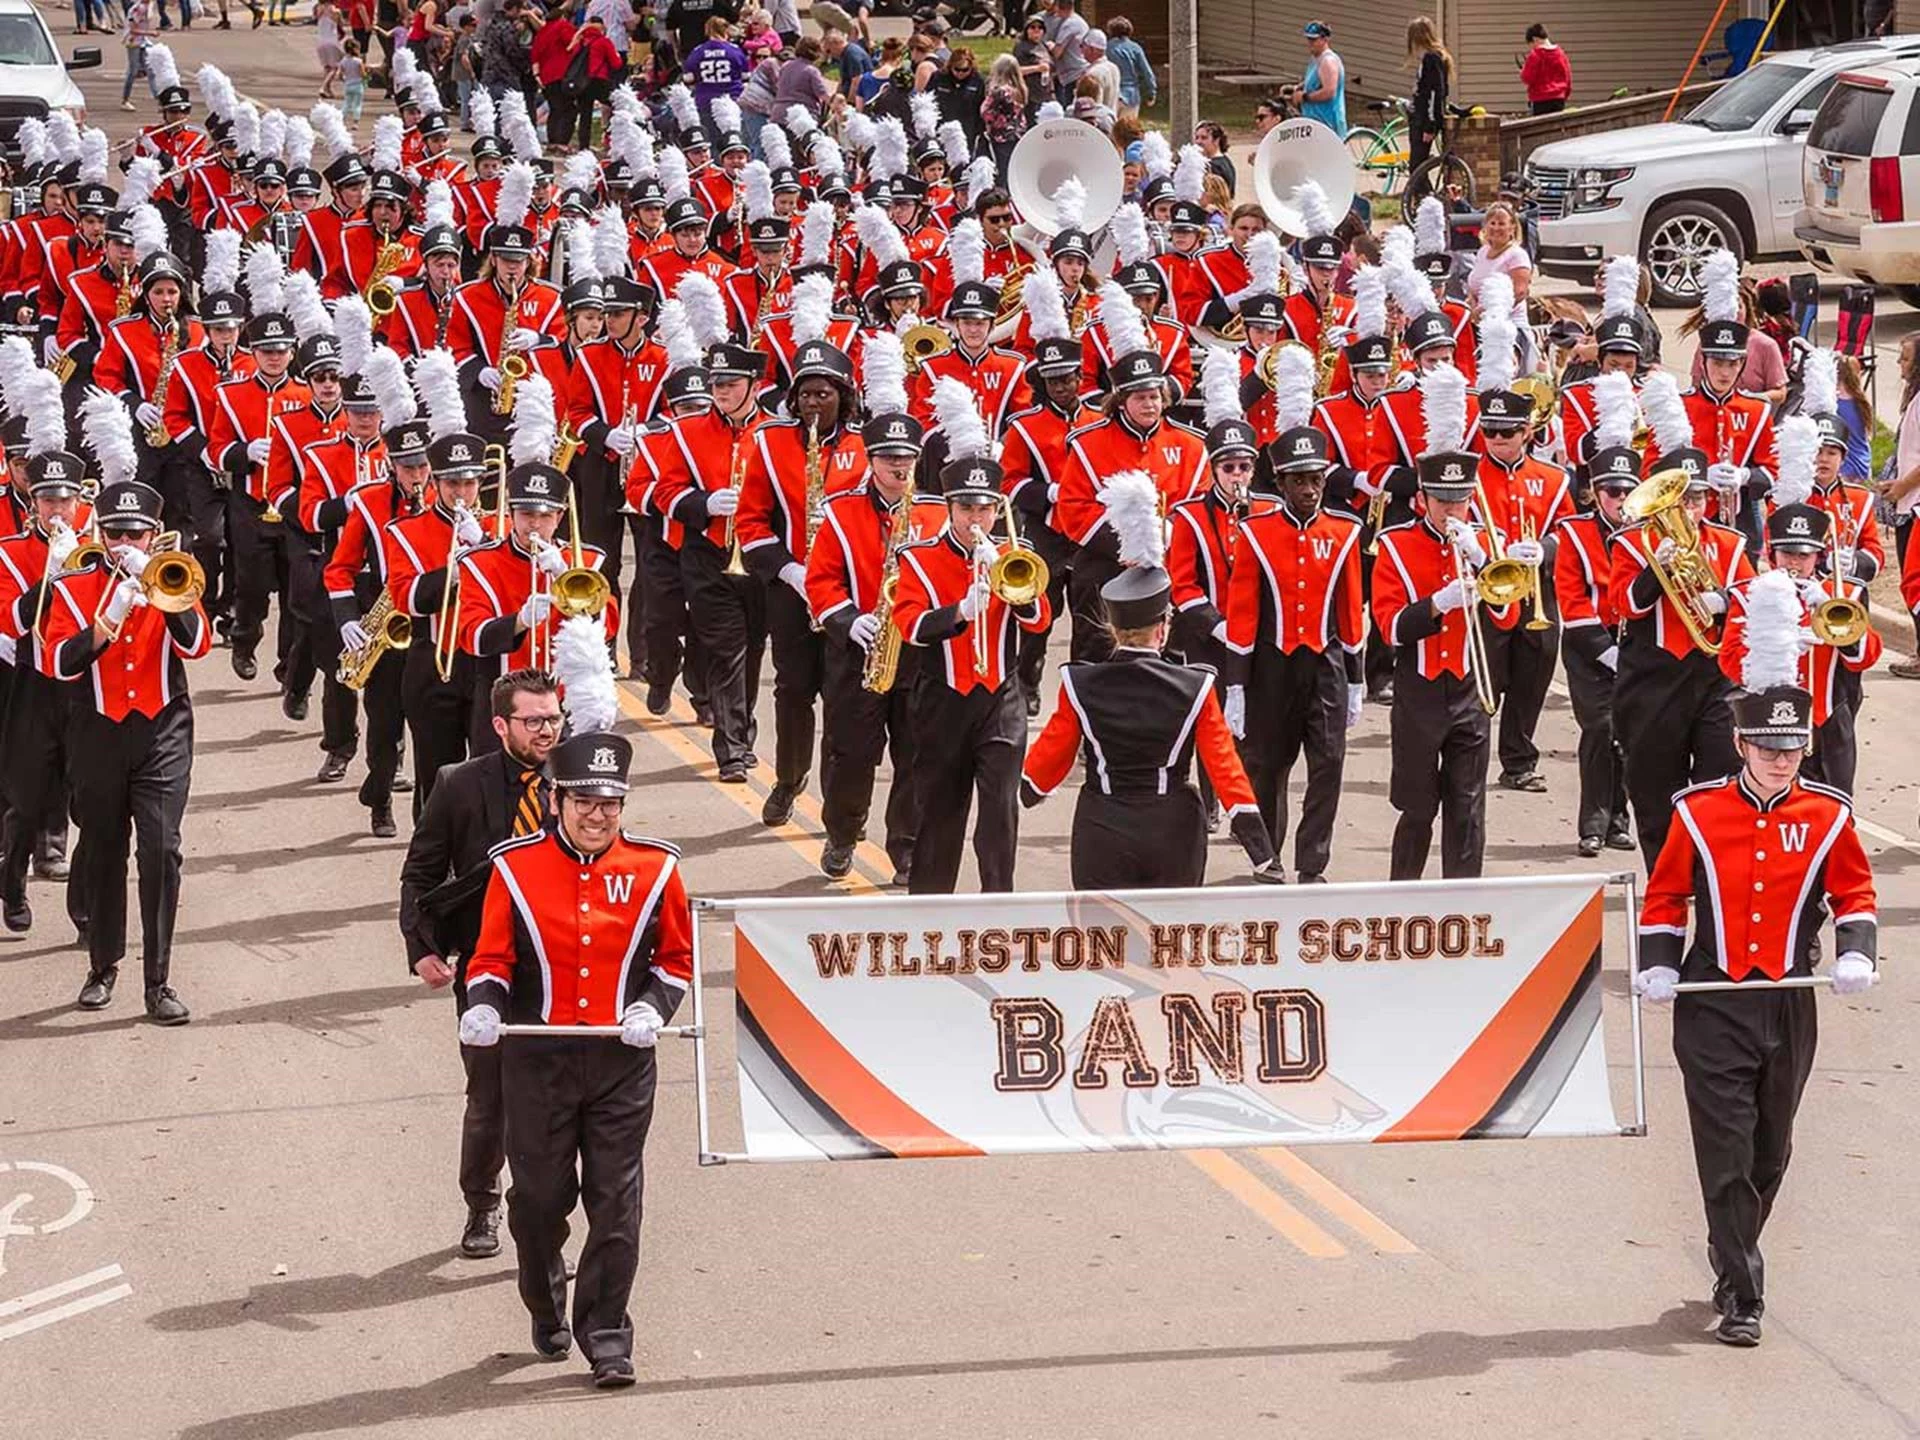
[983, 211, 1012, 223]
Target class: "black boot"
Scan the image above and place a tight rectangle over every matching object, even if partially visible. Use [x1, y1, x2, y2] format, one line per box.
[282, 688, 309, 721]
[77, 968, 117, 1009]
[144, 984, 190, 1025]
[460, 1204, 501, 1258]
[761, 780, 803, 827]
[232, 650, 258, 681]
[3, 889, 30, 932]
[370, 805, 398, 838]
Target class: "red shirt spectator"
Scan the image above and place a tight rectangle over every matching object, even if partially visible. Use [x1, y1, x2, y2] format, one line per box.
[581, 22, 623, 81]
[1519, 28, 1571, 115]
[531, 13, 578, 87]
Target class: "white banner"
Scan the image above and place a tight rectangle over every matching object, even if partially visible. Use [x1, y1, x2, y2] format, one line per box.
[724, 877, 1623, 1161]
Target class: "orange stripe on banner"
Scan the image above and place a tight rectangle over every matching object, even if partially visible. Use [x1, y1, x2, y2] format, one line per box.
[1376, 891, 1604, 1144]
[736, 933, 985, 1159]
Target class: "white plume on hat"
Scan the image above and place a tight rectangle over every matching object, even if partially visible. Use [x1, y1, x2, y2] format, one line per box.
[310, 101, 354, 160]
[203, 230, 243, 296]
[608, 83, 643, 122]
[948, 217, 986, 286]
[1110, 202, 1153, 269]
[1272, 343, 1317, 433]
[1415, 195, 1448, 256]
[1476, 274, 1518, 395]
[910, 91, 940, 142]
[283, 272, 332, 342]
[1024, 263, 1072, 344]
[415, 349, 467, 441]
[1035, 100, 1065, 122]
[364, 346, 416, 425]
[285, 115, 315, 170]
[1741, 567, 1806, 694]
[15, 118, 47, 170]
[710, 95, 742, 139]
[258, 110, 287, 167]
[510, 373, 558, 468]
[1099, 472, 1164, 568]
[424, 177, 455, 231]
[843, 111, 877, 156]
[194, 66, 236, 124]
[1097, 279, 1149, 361]
[1201, 344, 1243, 429]
[873, 117, 910, 181]
[1350, 264, 1387, 342]
[800, 199, 835, 270]
[1140, 131, 1173, 181]
[1770, 415, 1818, 510]
[496, 160, 535, 229]
[664, 82, 698, 135]
[742, 159, 775, 224]
[938, 120, 968, 171]
[230, 104, 258, 162]
[676, 272, 730, 350]
[0, 336, 36, 413]
[128, 205, 169, 265]
[1172, 144, 1207, 205]
[853, 202, 909, 269]
[121, 155, 164, 212]
[1420, 362, 1469, 457]
[931, 376, 990, 463]
[1801, 348, 1839, 418]
[1701, 248, 1741, 326]
[554, 615, 619, 737]
[147, 41, 180, 95]
[1290, 179, 1336, 240]
[1601, 255, 1641, 321]
[469, 89, 497, 141]
[562, 149, 601, 196]
[78, 127, 108, 185]
[1051, 176, 1088, 231]
[21, 370, 67, 458]
[656, 299, 703, 374]
[244, 241, 287, 315]
[863, 329, 910, 419]
[1229, 231, 1284, 308]
[609, 111, 652, 177]
[591, 205, 630, 279]
[962, 154, 995, 200]
[657, 145, 690, 203]
[370, 114, 403, 174]
[760, 121, 792, 173]
[1381, 224, 1416, 272]
[783, 105, 820, 142]
[1640, 369, 1694, 457]
[334, 294, 375, 379]
[499, 91, 542, 164]
[1385, 254, 1436, 322]
[47, 110, 81, 164]
[811, 132, 847, 182]
[791, 273, 834, 348]
[1592, 370, 1638, 452]
[81, 389, 138, 489]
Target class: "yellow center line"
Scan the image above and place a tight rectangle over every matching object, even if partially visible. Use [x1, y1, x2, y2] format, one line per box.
[1252, 1148, 1420, 1254]
[1183, 1151, 1347, 1259]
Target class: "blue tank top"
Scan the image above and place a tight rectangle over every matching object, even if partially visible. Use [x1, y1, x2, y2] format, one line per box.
[1301, 52, 1346, 138]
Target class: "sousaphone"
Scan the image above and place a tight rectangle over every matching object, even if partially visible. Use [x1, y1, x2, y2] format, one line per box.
[1007, 117, 1123, 239]
[1252, 118, 1356, 237]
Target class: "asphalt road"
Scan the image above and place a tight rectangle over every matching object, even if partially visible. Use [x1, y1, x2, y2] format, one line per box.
[1, 22, 1916, 1439]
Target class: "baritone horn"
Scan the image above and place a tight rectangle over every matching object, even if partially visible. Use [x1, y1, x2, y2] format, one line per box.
[901, 322, 952, 371]
[1621, 466, 1724, 655]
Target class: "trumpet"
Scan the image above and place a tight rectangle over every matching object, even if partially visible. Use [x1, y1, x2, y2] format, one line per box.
[339, 589, 412, 690]
[1520, 509, 1550, 632]
[1621, 467, 1724, 655]
[721, 434, 749, 577]
[93, 533, 206, 644]
[971, 494, 1049, 678]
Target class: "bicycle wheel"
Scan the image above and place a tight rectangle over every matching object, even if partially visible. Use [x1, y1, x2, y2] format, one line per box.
[1346, 127, 1408, 200]
[1406, 151, 1476, 210]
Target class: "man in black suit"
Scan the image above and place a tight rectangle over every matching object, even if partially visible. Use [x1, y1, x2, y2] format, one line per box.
[398, 668, 562, 1258]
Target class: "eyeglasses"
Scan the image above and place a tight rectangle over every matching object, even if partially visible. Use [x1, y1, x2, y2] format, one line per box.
[569, 797, 624, 816]
[511, 713, 564, 731]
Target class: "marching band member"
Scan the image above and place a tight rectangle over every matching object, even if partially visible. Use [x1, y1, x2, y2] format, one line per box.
[96, 246, 202, 489]
[48, 189, 131, 398]
[1553, 375, 1639, 857]
[45, 398, 211, 1023]
[447, 170, 566, 436]
[737, 330, 867, 828]
[1193, 201, 1269, 334]
[890, 380, 1053, 894]
[1000, 207, 1096, 351]
[639, 177, 727, 301]
[1231, 292, 1289, 448]
[1634, 574, 1878, 1347]
[1155, 147, 1214, 328]
[720, 162, 793, 337]
[1280, 191, 1353, 360]
[1023, 549, 1280, 888]
[1091, 204, 1195, 402]
[294, 144, 371, 294]
[379, 216, 463, 360]
[754, 206, 861, 405]
[1799, 349, 1884, 586]
[332, 168, 421, 307]
[1411, 197, 1474, 373]
[459, 712, 691, 1390]
[1055, 287, 1208, 663]
[162, 237, 249, 627]
[805, 333, 945, 882]
[1559, 256, 1645, 465]
[1221, 346, 1366, 882]
[1000, 265, 1098, 712]
[906, 232, 1030, 436]
[397, 667, 559, 1263]
[1611, 372, 1754, 868]
[1371, 365, 1516, 880]
[1169, 346, 1260, 681]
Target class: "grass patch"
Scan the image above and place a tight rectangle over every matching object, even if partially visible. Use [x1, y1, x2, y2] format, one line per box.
[1872, 418, 1895, 477]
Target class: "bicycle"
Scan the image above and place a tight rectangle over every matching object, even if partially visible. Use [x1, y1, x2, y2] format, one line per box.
[1345, 96, 1411, 200]
[1403, 103, 1480, 211]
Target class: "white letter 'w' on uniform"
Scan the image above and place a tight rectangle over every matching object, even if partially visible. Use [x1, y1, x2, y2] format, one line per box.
[604, 873, 636, 904]
[1777, 822, 1810, 853]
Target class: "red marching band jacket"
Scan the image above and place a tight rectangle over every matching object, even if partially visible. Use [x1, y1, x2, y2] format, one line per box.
[1811, 479, 1884, 580]
[455, 534, 618, 683]
[444, 277, 566, 369]
[890, 530, 1052, 694]
[167, 343, 254, 462]
[1081, 314, 1193, 398]
[379, 279, 460, 359]
[1640, 773, 1875, 982]
[208, 374, 312, 505]
[386, 502, 502, 645]
[804, 484, 949, 641]
[566, 335, 671, 449]
[42, 557, 213, 719]
[999, 400, 1102, 538]
[906, 343, 1032, 437]
[1607, 519, 1753, 661]
[1717, 575, 1880, 727]
[735, 419, 868, 577]
[326, 478, 425, 628]
[94, 315, 204, 409]
[1054, 415, 1210, 548]
[1371, 517, 1518, 682]
[1218, 500, 1366, 687]
[646, 409, 764, 550]
[1551, 512, 1622, 659]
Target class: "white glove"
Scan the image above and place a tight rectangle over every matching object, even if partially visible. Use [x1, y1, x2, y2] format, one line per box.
[509, 326, 542, 353]
[1353, 467, 1379, 497]
[103, 575, 145, 625]
[1507, 538, 1544, 566]
[339, 619, 372, 652]
[1598, 643, 1619, 672]
[1706, 461, 1742, 495]
[43, 337, 61, 366]
[115, 544, 151, 577]
[1795, 626, 1820, 656]
[779, 561, 808, 597]
[458, 1003, 502, 1046]
[1654, 537, 1678, 567]
[848, 611, 880, 650]
[135, 401, 162, 429]
[1045, 482, 1059, 504]
[705, 486, 739, 517]
[1698, 590, 1727, 617]
[45, 524, 78, 569]
[533, 542, 568, 577]
[1444, 517, 1486, 569]
[973, 536, 1000, 569]
[958, 574, 992, 622]
[1833, 546, 1856, 578]
[620, 1000, 664, 1049]
[1345, 682, 1364, 730]
[1633, 966, 1680, 1005]
[246, 437, 272, 464]
[1224, 684, 1246, 739]
[478, 365, 503, 392]
[1832, 953, 1877, 996]
[518, 591, 553, 628]
[452, 508, 485, 548]
[1210, 619, 1228, 645]
[605, 425, 638, 457]
[1796, 577, 1826, 606]
[1432, 577, 1468, 614]
[0, 634, 14, 666]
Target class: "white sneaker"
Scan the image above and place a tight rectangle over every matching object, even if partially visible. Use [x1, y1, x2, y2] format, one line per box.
[120, 100, 135, 110]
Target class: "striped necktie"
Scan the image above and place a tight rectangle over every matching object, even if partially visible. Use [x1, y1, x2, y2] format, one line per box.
[511, 767, 543, 837]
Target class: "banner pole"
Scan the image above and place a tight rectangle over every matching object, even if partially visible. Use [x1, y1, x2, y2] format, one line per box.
[1674, 976, 1833, 993]
[1622, 872, 1647, 1138]
[690, 905, 723, 1167]
[496, 1025, 703, 1037]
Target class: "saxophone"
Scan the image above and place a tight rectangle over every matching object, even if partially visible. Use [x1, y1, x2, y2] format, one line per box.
[146, 324, 180, 448]
[433, 287, 452, 349]
[114, 264, 136, 318]
[748, 264, 780, 347]
[363, 228, 406, 312]
[861, 481, 915, 694]
[338, 588, 412, 690]
[1312, 302, 1344, 400]
[803, 420, 825, 550]
[1363, 330, 1403, 556]
[493, 281, 528, 416]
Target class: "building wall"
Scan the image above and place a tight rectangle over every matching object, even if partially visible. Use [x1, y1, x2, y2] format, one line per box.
[1199, 0, 1433, 102]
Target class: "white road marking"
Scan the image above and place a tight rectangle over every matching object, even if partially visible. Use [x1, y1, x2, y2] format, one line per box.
[0, 1264, 132, 1343]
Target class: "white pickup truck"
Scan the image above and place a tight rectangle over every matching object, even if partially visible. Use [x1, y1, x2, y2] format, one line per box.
[1526, 37, 1920, 306]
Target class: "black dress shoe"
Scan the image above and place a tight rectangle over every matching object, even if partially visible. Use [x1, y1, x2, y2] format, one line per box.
[693, 701, 715, 727]
[531, 1320, 573, 1361]
[742, 751, 760, 769]
[317, 751, 351, 782]
[32, 854, 68, 881]
[77, 970, 116, 1009]
[1498, 770, 1548, 793]
[1577, 835, 1603, 857]
[761, 782, 802, 827]
[1605, 828, 1636, 851]
[716, 763, 748, 783]
[144, 985, 190, 1025]
[1717, 1299, 1763, 1346]
[459, 1205, 501, 1258]
[392, 773, 412, 793]
[231, 651, 258, 681]
[1368, 682, 1394, 704]
[820, 843, 854, 879]
[890, 862, 911, 888]
[282, 689, 309, 721]
[370, 806, 398, 838]
[1297, 872, 1327, 884]
[4, 893, 31, 932]
[593, 1356, 636, 1388]
[645, 682, 672, 716]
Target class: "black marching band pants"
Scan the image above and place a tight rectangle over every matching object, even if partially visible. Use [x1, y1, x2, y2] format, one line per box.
[1612, 645, 1737, 871]
[1484, 616, 1559, 779]
[1563, 644, 1630, 844]
[819, 638, 918, 870]
[908, 675, 1026, 894]
[402, 641, 473, 814]
[681, 536, 765, 770]
[229, 494, 300, 677]
[1388, 662, 1490, 881]
[765, 581, 823, 793]
[636, 516, 708, 706]
[1244, 644, 1347, 879]
[287, 540, 360, 757]
[0, 662, 76, 911]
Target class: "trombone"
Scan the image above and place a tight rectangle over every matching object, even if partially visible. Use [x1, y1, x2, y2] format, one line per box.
[527, 487, 612, 671]
[434, 500, 477, 684]
[971, 495, 1049, 678]
[92, 532, 206, 644]
[1810, 504, 1870, 647]
[1449, 526, 1500, 717]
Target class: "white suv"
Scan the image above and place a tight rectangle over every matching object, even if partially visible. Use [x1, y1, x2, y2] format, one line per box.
[0, 0, 97, 160]
[1796, 59, 1920, 305]
[1527, 37, 1920, 307]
